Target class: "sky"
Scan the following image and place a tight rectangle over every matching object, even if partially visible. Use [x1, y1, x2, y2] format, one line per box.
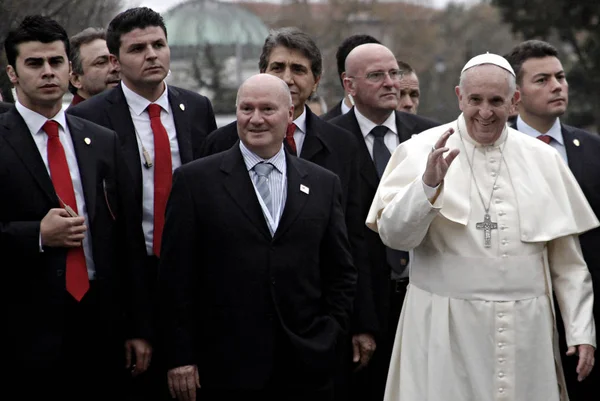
[126, 0, 472, 14]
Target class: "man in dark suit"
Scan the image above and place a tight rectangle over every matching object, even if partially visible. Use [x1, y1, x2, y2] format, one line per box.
[321, 34, 381, 122]
[159, 73, 356, 401]
[0, 15, 151, 401]
[0, 101, 12, 113]
[68, 7, 217, 398]
[329, 43, 439, 401]
[201, 28, 376, 397]
[506, 40, 600, 401]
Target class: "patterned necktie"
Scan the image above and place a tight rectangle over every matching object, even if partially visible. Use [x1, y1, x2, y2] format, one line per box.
[42, 120, 89, 301]
[537, 135, 552, 144]
[370, 125, 391, 178]
[147, 103, 172, 257]
[285, 123, 297, 156]
[254, 162, 275, 218]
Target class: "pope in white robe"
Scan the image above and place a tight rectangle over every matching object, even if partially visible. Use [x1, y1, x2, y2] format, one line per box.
[366, 54, 598, 401]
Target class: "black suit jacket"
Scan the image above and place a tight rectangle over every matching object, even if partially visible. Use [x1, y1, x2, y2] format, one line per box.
[0, 102, 13, 114]
[201, 106, 376, 334]
[0, 108, 150, 370]
[159, 146, 357, 389]
[329, 109, 439, 337]
[321, 99, 343, 121]
[67, 84, 217, 209]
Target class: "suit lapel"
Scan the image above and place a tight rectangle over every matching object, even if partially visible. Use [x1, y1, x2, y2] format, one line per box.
[344, 110, 379, 190]
[395, 110, 416, 143]
[299, 107, 325, 161]
[67, 115, 97, 222]
[168, 87, 193, 163]
[273, 155, 309, 241]
[107, 87, 143, 200]
[0, 109, 58, 205]
[221, 147, 272, 240]
[562, 125, 584, 182]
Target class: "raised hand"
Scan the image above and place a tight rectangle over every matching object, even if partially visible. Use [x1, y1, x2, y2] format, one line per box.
[422, 128, 460, 188]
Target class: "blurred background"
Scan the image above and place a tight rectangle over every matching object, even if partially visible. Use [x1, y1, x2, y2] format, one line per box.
[1, 0, 598, 132]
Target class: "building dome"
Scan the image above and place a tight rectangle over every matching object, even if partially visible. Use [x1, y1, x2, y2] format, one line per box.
[164, 0, 270, 48]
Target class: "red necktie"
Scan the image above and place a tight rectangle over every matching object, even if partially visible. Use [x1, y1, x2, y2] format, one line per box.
[285, 123, 297, 155]
[42, 120, 89, 301]
[537, 135, 552, 144]
[147, 104, 172, 257]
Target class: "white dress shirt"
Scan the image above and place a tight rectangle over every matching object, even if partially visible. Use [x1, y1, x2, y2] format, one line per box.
[355, 107, 399, 157]
[240, 142, 287, 236]
[121, 81, 182, 255]
[289, 106, 307, 156]
[516, 115, 568, 163]
[16, 101, 96, 279]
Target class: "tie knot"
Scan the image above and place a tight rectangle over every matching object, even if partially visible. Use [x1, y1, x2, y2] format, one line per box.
[42, 120, 60, 138]
[254, 162, 274, 177]
[286, 123, 296, 138]
[370, 125, 388, 139]
[536, 135, 552, 145]
[147, 103, 162, 119]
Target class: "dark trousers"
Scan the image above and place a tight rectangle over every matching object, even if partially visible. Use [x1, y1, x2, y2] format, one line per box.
[198, 321, 334, 401]
[343, 278, 408, 401]
[555, 296, 600, 401]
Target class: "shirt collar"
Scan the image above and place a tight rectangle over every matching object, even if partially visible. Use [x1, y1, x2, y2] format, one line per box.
[341, 97, 352, 114]
[516, 115, 563, 145]
[239, 141, 286, 174]
[293, 106, 307, 134]
[355, 107, 397, 139]
[121, 81, 170, 116]
[15, 100, 68, 135]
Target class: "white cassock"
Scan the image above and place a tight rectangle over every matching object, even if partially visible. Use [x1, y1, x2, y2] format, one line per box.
[366, 114, 598, 401]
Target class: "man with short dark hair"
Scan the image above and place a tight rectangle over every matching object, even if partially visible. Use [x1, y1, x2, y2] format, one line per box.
[160, 73, 356, 401]
[0, 14, 151, 400]
[506, 39, 600, 401]
[396, 60, 420, 114]
[321, 34, 380, 121]
[68, 27, 120, 107]
[329, 43, 438, 401]
[68, 7, 217, 399]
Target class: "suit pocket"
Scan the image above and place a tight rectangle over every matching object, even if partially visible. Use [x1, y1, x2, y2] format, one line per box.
[102, 178, 118, 220]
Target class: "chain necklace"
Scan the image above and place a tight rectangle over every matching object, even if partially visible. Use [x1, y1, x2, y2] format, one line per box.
[456, 122, 508, 248]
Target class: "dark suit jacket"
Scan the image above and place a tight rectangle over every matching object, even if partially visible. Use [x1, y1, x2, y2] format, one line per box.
[201, 106, 376, 334]
[0, 101, 13, 114]
[0, 108, 150, 370]
[67, 84, 217, 209]
[159, 146, 357, 389]
[321, 99, 343, 121]
[329, 109, 439, 337]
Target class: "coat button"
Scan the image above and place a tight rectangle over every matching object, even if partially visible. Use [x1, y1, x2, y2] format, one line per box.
[56, 269, 65, 277]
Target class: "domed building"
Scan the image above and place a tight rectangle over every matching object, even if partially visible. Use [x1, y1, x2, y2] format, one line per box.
[162, 0, 270, 113]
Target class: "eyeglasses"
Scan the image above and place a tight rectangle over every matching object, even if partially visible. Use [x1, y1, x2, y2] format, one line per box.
[348, 69, 404, 83]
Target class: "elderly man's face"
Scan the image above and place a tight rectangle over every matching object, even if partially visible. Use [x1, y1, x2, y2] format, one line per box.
[237, 77, 294, 159]
[456, 65, 518, 145]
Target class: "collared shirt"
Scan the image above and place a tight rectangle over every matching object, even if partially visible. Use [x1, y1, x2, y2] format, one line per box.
[355, 107, 399, 157]
[290, 106, 307, 156]
[341, 97, 353, 115]
[516, 115, 567, 163]
[121, 81, 182, 255]
[16, 100, 96, 279]
[240, 142, 287, 236]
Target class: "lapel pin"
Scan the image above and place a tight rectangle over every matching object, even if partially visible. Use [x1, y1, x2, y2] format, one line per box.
[300, 184, 309, 195]
[179, 103, 185, 111]
[84, 137, 91, 145]
[573, 139, 580, 147]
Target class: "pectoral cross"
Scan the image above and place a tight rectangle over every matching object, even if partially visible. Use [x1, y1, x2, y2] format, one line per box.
[476, 213, 498, 248]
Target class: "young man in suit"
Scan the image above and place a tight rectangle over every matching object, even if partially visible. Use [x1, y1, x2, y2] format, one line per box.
[68, 7, 217, 398]
[506, 39, 600, 401]
[321, 34, 380, 122]
[0, 15, 151, 400]
[159, 73, 356, 401]
[201, 28, 376, 398]
[329, 43, 439, 401]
